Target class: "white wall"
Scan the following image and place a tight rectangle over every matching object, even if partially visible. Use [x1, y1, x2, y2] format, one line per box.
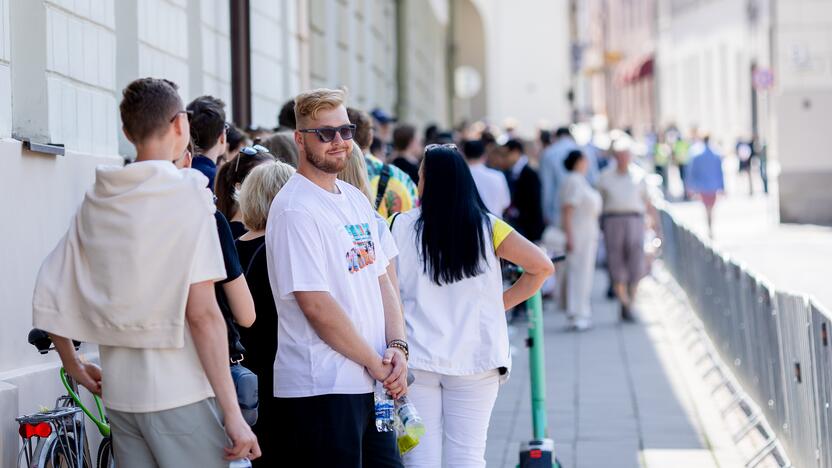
[0, 139, 120, 465]
[473, 0, 572, 138]
[45, 0, 118, 155]
[138, 0, 190, 100]
[0, 0, 11, 138]
[200, 0, 232, 113]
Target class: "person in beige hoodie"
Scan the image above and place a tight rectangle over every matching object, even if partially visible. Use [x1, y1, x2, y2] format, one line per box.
[32, 78, 260, 467]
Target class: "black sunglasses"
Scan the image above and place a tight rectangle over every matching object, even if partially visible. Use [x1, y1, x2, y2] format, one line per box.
[169, 110, 193, 123]
[298, 124, 356, 143]
[236, 144, 270, 172]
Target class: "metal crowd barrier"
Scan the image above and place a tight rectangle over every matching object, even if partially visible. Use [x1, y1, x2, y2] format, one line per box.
[659, 208, 832, 468]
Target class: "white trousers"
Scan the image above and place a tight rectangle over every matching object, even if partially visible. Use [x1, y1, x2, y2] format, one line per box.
[566, 236, 598, 323]
[403, 369, 500, 468]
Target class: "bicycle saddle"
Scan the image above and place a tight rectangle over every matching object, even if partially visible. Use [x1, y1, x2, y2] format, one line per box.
[28, 328, 81, 354]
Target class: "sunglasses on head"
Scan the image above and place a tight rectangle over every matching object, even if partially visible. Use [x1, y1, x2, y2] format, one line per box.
[298, 124, 356, 143]
[424, 143, 458, 153]
[235, 144, 270, 172]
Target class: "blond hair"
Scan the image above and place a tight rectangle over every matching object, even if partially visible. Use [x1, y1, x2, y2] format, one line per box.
[294, 88, 346, 126]
[338, 144, 373, 203]
[238, 161, 296, 231]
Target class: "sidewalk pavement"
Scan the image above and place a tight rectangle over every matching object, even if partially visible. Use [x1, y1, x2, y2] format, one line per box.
[668, 194, 832, 309]
[486, 269, 744, 468]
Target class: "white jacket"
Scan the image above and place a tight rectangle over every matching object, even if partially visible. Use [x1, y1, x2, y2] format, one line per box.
[32, 161, 224, 349]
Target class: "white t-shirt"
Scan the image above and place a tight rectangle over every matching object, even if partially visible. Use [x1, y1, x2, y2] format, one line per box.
[376, 213, 398, 260]
[99, 208, 226, 412]
[469, 162, 511, 217]
[266, 174, 389, 398]
[390, 208, 513, 377]
[597, 165, 649, 214]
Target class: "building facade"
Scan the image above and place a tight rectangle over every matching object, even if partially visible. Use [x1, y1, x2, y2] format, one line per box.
[0, 0, 450, 463]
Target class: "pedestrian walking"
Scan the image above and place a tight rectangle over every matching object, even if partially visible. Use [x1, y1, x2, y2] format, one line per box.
[463, 139, 511, 217]
[267, 88, 407, 467]
[33, 78, 260, 467]
[235, 160, 296, 467]
[561, 150, 602, 331]
[687, 134, 725, 238]
[499, 139, 545, 243]
[598, 137, 654, 321]
[540, 127, 578, 227]
[390, 144, 553, 467]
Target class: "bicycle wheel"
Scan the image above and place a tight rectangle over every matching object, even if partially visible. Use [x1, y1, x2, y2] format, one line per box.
[96, 437, 115, 468]
[34, 432, 91, 468]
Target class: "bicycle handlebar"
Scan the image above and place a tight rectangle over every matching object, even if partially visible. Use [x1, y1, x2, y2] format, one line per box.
[60, 368, 110, 437]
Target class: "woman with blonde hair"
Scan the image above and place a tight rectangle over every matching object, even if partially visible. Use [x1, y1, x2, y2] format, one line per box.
[234, 160, 295, 467]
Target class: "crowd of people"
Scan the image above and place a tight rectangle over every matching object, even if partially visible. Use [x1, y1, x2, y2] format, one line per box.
[30, 79, 556, 468]
[30, 64, 737, 465]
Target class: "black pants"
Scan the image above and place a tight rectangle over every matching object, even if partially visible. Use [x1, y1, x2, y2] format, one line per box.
[274, 393, 403, 468]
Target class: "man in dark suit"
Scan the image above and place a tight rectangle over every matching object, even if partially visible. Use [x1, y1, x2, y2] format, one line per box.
[500, 139, 545, 242]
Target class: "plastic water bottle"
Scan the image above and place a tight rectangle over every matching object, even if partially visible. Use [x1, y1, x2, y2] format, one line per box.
[374, 382, 395, 432]
[395, 396, 425, 454]
[228, 459, 252, 468]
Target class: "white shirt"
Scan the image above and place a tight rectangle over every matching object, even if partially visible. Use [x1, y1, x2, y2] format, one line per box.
[390, 208, 512, 377]
[468, 162, 511, 217]
[99, 206, 226, 412]
[560, 172, 602, 246]
[266, 174, 389, 397]
[597, 165, 649, 214]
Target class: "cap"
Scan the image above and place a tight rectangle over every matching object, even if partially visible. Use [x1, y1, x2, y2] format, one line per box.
[371, 108, 397, 125]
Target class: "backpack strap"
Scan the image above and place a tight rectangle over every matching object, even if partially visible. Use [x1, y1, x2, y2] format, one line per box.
[388, 211, 402, 231]
[375, 164, 392, 210]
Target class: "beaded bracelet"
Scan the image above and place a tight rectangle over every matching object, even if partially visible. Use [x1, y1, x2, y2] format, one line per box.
[387, 339, 409, 360]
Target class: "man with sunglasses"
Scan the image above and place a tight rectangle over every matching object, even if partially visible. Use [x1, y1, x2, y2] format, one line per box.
[33, 78, 260, 466]
[187, 95, 229, 191]
[266, 88, 408, 467]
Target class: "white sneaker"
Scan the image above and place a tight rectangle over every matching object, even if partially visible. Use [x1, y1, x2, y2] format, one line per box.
[574, 320, 593, 331]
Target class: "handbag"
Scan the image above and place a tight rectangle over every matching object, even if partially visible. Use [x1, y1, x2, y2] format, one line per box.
[231, 361, 259, 426]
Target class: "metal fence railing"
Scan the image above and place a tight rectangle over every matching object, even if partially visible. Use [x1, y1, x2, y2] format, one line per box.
[659, 208, 832, 468]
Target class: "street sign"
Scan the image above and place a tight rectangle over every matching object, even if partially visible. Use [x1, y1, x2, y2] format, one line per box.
[753, 67, 774, 90]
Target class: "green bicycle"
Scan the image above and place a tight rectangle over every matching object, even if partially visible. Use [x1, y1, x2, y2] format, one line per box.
[16, 329, 114, 468]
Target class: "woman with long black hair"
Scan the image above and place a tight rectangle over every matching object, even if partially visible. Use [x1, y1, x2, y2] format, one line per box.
[390, 145, 553, 467]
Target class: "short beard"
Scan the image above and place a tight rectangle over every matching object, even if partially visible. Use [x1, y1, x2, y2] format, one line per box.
[303, 142, 349, 174]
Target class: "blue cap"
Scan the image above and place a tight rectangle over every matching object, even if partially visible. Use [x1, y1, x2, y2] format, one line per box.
[371, 108, 397, 124]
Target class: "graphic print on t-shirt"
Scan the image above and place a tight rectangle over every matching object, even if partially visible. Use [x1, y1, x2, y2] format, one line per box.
[345, 223, 376, 273]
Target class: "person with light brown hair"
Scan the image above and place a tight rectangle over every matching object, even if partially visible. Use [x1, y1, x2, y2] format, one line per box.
[266, 88, 407, 466]
[234, 161, 295, 467]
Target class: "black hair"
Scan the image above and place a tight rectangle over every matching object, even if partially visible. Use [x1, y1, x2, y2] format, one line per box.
[505, 139, 524, 153]
[226, 124, 246, 151]
[539, 129, 552, 147]
[278, 99, 296, 129]
[480, 131, 497, 147]
[462, 139, 486, 160]
[554, 126, 571, 139]
[370, 136, 383, 154]
[187, 96, 227, 151]
[564, 149, 585, 172]
[417, 146, 491, 285]
[424, 124, 439, 145]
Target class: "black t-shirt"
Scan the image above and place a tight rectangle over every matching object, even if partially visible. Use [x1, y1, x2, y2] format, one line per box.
[229, 220, 247, 240]
[235, 235, 277, 399]
[392, 156, 420, 184]
[214, 211, 246, 359]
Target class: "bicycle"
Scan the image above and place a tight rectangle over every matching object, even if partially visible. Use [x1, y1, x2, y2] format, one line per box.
[16, 329, 114, 468]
